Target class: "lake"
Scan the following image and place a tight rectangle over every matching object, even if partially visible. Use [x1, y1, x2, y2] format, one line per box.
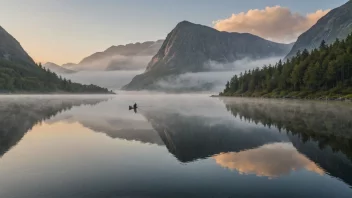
[0, 93, 351, 198]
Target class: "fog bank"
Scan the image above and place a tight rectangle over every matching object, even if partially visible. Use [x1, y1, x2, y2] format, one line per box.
[156, 57, 282, 92]
[62, 56, 282, 92]
[66, 55, 152, 71]
[63, 70, 144, 90]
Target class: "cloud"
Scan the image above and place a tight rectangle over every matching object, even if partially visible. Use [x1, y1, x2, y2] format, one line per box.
[155, 57, 281, 92]
[64, 55, 152, 71]
[63, 70, 144, 90]
[213, 6, 330, 43]
[214, 143, 325, 178]
[204, 56, 281, 71]
[62, 57, 281, 93]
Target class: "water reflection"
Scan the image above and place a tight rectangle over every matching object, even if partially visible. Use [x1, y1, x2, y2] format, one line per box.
[213, 143, 324, 178]
[142, 110, 288, 162]
[137, 97, 352, 186]
[47, 98, 164, 145]
[0, 96, 108, 158]
[0, 94, 351, 198]
[221, 98, 352, 186]
[39, 95, 352, 187]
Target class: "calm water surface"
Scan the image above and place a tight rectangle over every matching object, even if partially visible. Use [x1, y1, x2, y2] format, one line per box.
[0, 94, 351, 198]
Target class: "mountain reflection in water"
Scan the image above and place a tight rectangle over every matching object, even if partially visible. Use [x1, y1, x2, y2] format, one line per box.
[222, 98, 352, 185]
[0, 96, 108, 158]
[0, 94, 351, 198]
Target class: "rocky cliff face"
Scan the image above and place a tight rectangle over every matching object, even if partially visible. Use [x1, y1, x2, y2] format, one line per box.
[123, 21, 292, 91]
[286, 1, 352, 58]
[0, 26, 35, 66]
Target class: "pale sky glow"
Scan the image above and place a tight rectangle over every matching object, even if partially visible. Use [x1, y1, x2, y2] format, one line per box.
[0, 0, 347, 64]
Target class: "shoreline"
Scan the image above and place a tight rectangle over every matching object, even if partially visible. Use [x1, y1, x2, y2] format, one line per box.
[0, 90, 115, 95]
[211, 95, 352, 102]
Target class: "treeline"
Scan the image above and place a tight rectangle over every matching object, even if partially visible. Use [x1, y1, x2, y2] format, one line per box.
[0, 60, 113, 93]
[220, 33, 352, 98]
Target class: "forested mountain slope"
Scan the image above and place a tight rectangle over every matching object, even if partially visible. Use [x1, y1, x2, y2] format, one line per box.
[221, 34, 352, 99]
[0, 26, 112, 93]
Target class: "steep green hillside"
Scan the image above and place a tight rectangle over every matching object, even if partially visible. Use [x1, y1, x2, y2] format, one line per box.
[0, 61, 112, 93]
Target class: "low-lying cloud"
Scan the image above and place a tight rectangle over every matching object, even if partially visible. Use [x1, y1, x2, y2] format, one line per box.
[61, 57, 281, 93]
[156, 57, 281, 93]
[66, 55, 152, 71]
[204, 56, 281, 71]
[213, 6, 330, 43]
[63, 70, 144, 90]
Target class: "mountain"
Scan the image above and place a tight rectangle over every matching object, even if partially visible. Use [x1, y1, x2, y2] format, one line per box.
[62, 40, 164, 71]
[80, 40, 164, 64]
[286, 1, 352, 58]
[123, 21, 293, 91]
[0, 26, 35, 66]
[0, 25, 112, 93]
[62, 62, 77, 68]
[44, 62, 76, 74]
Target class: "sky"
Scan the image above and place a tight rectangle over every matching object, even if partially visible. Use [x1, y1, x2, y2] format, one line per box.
[0, 0, 348, 65]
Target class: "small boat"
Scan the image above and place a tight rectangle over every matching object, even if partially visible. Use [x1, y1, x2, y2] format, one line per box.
[129, 103, 138, 113]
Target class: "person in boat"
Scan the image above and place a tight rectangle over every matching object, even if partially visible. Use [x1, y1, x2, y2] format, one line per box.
[129, 103, 138, 113]
[129, 103, 138, 109]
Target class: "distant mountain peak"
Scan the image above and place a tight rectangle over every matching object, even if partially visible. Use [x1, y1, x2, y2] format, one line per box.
[176, 20, 194, 27]
[59, 40, 164, 71]
[173, 20, 217, 33]
[45, 62, 57, 65]
[43, 62, 76, 74]
[178, 20, 192, 24]
[60, 40, 164, 71]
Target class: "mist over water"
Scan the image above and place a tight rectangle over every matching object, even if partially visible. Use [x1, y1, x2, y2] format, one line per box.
[0, 93, 351, 198]
[62, 57, 281, 92]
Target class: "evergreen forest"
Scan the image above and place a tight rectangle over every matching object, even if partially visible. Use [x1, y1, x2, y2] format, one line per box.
[0, 60, 113, 93]
[220, 33, 352, 99]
